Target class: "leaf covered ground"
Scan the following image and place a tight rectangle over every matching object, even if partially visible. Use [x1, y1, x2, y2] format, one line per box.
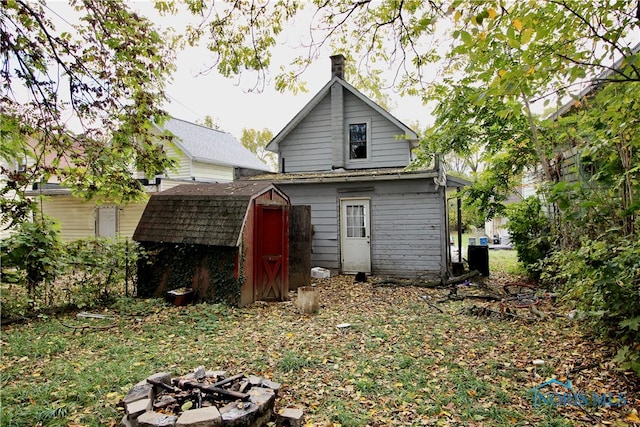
[1, 274, 638, 426]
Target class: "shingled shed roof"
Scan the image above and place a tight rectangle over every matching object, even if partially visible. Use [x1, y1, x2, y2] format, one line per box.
[133, 181, 277, 247]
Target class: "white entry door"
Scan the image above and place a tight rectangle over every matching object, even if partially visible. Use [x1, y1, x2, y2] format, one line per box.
[96, 206, 118, 237]
[340, 198, 371, 273]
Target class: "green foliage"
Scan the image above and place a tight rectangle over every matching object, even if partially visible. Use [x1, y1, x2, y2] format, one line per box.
[447, 194, 484, 232]
[2, 0, 176, 228]
[505, 197, 551, 277]
[240, 128, 276, 170]
[277, 350, 316, 372]
[196, 115, 222, 130]
[540, 239, 640, 375]
[137, 243, 241, 305]
[1, 231, 143, 320]
[63, 238, 142, 308]
[1, 215, 63, 298]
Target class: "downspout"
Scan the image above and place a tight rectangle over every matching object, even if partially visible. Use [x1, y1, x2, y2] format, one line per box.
[457, 188, 462, 264]
[433, 155, 449, 280]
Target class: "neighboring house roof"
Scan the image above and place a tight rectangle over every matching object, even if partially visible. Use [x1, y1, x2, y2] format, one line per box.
[132, 181, 277, 247]
[266, 76, 419, 152]
[549, 42, 640, 120]
[156, 117, 270, 171]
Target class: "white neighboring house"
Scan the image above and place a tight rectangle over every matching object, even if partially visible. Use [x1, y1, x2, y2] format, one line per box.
[2, 117, 270, 241]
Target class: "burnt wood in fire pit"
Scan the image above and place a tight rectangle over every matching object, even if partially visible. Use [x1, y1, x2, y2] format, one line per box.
[122, 369, 287, 427]
[177, 380, 249, 401]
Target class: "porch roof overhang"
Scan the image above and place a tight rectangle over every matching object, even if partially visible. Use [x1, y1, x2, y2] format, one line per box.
[247, 168, 472, 187]
[446, 175, 473, 188]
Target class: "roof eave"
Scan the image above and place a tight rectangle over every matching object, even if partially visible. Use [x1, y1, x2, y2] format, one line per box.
[191, 156, 269, 171]
[446, 175, 473, 188]
[271, 170, 439, 184]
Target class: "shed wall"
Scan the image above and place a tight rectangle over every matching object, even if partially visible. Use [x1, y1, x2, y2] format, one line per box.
[239, 187, 290, 306]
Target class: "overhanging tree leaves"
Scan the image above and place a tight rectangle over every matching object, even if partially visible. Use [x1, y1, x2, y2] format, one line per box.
[423, 1, 638, 219]
[1, 0, 176, 228]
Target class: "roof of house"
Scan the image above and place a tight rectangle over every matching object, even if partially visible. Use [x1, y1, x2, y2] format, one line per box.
[266, 76, 419, 152]
[156, 117, 271, 171]
[549, 42, 640, 120]
[132, 181, 277, 246]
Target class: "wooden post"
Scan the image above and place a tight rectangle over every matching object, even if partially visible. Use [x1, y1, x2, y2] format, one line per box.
[296, 286, 319, 314]
[288, 205, 312, 290]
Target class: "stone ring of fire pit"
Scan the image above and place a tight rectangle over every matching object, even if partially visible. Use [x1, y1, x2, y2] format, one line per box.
[119, 367, 300, 427]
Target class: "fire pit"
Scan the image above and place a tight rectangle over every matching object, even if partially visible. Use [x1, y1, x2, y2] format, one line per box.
[119, 367, 301, 427]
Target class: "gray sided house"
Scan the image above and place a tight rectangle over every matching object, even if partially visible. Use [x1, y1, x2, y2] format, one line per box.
[260, 55, 467, 279]
[524, 42, 640, 195]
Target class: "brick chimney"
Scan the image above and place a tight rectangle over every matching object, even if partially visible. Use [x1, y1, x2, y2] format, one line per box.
[330, 54, 346, 80]
[330, 54, 345, 168]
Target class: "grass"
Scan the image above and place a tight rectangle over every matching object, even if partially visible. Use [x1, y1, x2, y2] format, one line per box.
[1, 277, 636, 426]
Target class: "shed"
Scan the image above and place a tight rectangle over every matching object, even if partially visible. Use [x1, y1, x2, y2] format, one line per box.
[133, 181, 290, 306]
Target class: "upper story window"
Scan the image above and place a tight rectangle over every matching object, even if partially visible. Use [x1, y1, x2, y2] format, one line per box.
[349, 123, 368, 160]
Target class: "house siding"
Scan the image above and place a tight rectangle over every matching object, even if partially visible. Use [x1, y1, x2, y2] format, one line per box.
[274, 184, 340, 269]
[118, 202, 147, 239]
[278, 178, 444, 277]
[277, 87, 412, 174]
[164, 143, 191, 178]
[278, 95, 333, 172]
[40, 196, 95, 241]
[38, 195, 149, 241]
[368, 180, 443, 277]
[343, 91, 411, 169]
[191, 161, 234, 182]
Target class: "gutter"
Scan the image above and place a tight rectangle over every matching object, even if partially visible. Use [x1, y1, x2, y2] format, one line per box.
[269, 170, 440, 185]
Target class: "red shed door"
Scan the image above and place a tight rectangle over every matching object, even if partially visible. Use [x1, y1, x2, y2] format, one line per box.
[255, 205, 289, 301]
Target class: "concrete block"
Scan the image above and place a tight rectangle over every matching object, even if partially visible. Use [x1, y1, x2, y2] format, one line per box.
[176, 406, 221, 427]
[277, 407, 304, 427]
[137, 411, 178, 427]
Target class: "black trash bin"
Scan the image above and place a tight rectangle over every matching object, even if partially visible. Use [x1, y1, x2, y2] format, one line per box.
[468, 245, 489, 276]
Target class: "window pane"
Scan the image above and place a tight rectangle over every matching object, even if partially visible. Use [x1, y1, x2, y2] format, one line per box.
[349, 123, 367, 159]
[346, 204, 366, 237]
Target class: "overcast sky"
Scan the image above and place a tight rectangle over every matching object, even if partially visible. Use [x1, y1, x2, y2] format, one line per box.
[46, 1, 431, 139]
[133, 1, 431, 138]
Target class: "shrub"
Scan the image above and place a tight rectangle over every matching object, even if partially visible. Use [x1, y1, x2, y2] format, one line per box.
[505, 197, 552, 278]
[1, 215, 63, 300]
[541, 239, 640, 375]
[1, 225, 144, 320]
[63, 237, 143, 308]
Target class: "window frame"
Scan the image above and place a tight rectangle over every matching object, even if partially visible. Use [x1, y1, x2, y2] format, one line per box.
[347, 120, 371, 162]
